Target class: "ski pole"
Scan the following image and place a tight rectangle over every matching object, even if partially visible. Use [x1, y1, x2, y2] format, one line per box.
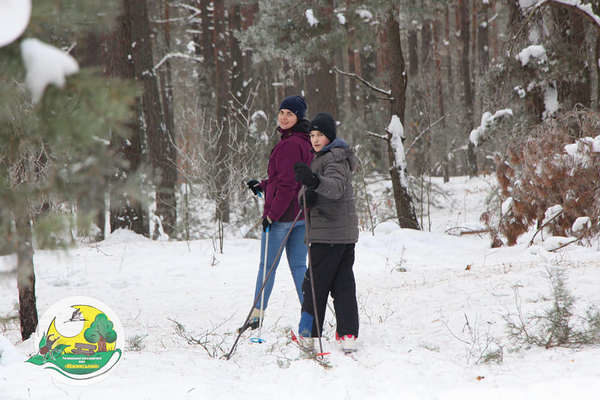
[302, 188, 326, 357]
[251, 225, 269, 343]
[225, 209, 303, 360]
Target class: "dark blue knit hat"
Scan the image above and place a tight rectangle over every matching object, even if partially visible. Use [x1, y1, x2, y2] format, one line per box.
[310, 112, 336, 142]
[279, 95, 307, 119]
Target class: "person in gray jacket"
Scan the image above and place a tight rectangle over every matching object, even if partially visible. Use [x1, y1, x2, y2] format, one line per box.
[293, 112, 360, 353]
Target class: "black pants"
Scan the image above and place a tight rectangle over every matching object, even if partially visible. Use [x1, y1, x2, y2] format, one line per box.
[300, 243, 359, 338]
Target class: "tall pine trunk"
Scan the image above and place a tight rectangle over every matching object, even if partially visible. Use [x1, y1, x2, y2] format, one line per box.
[155, 0, 178, 237]
[386, 7, 420, 230]
[459, 0, 477, 177]
[433, 7, 449, 183]
[306, 1, 337, 116]
[214, 1, 230, 224]
[128, 0, 169, 237]
[16, 215, 37, 340]
[107, 7, 147, 235]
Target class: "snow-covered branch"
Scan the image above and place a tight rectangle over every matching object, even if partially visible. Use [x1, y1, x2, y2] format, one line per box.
[21, 38, 79, 103]
[365, 130, 388, 141]
[153, 52, 204, 72]
[525, 0, 600, 30]
[469, 109, 513, 147]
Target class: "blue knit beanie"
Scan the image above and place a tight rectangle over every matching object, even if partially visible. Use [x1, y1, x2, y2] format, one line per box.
[279, 95, 307, 119]
[310, 112, 336, 142]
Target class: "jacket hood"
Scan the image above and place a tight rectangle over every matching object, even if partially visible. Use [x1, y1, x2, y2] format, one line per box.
[318, 138, 359, 172]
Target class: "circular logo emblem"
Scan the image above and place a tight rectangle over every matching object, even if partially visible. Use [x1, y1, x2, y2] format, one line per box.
[26, 296, 124, 384]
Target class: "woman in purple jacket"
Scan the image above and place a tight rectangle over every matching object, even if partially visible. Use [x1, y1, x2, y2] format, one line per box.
[240, 95, 314, 333]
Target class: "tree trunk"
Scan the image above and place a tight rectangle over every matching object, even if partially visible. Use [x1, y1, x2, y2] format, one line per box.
[107, 7, 147, 235]
[433, 7, 449, 183]
[214, 0, 230, 224]
[459, 0, 477, 177]
[421, 2, 432, 67]
[98, 336, 107, 353]
[125, 0, 167, 236]
[230, 4, 245, 106]
[155, 0, 178, 237]
[596, 33, 600, 110]
[16, 215, 37, 340]
[408, 0, 419, 78]
[387, 7, 420, 230]
[346, 0, 359, 114]
[490, 0, 499, 62]
[306, 1, 337, 116]
[201, 0, 213, 67]
[445, 3, 454, 104]
[478, 0, 489, 73]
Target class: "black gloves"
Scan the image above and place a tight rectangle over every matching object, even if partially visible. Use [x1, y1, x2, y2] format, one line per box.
[299, 190, 318, 209]
[247, 179, 262, 196]
[294, 162, 319, 189]
[262, 217, 272, 232]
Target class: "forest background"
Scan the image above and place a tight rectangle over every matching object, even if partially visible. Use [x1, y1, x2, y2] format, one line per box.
[2, 0, 600, 341]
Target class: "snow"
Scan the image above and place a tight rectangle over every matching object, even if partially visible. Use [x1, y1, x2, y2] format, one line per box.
[502, 197, 513, 215]
[543, 82, 558, 119]
[186, 40, 196, 53]
[0, 335, 21, 366]
[2, 176, 600, 399]
[387, 114, 404, 140]
[543, 204, 563, 225]
[387, 115, 408, 186]
[564, 135, 600, 168]
[517, 45, 546, 66]
[514, 86, 526, 98]
[519, 0, 600, 28]
[0, 0, 31, 47]
[356, 9, 373, 22]
[20, 38, 79, 104]
[542, 235, 576, 251]
[469, 109, 513, 146]
[572, 216, 591, 232]
[519, 0, 541, 8]
[305, 9, 318, 27]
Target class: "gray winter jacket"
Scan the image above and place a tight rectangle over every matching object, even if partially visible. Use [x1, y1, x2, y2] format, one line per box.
[301, 138, 359, 244]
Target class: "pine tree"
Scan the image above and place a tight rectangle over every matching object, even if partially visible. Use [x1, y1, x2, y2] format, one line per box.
[0, 0, 137, 340]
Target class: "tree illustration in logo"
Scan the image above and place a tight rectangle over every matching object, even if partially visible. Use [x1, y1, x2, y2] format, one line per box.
[84, 313, 117, 353]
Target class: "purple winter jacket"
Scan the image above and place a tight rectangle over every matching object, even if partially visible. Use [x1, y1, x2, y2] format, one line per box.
[259, 120, 313, 222]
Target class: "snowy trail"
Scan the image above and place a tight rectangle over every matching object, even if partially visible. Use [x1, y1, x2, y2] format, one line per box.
[2, 176, 600, 399]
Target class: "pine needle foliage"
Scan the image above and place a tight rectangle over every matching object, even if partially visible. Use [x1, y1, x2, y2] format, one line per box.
[0, 0, 138, 249]
[506, 268, 600, 349]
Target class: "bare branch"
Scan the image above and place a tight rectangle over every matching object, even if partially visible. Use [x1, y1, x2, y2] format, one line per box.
[405, 115, 446, 154]
[333, 66, 393, 98]
[153, 53, 204, 72]
[366, 130, 389, 141]
[171, 2, 202, 15]
[548, 237, 581, 252]
[528, 209, 564, 246]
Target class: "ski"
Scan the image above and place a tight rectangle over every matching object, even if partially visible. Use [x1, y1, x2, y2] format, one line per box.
[289, 330, 332, 369]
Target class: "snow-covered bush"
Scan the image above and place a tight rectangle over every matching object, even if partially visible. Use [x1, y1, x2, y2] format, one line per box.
[494, 110, 600, 245]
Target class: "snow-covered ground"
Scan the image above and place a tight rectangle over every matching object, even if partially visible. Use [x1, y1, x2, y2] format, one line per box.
[2, 175, 600, 399]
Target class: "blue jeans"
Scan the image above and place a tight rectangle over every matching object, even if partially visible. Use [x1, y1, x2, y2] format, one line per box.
[253, 220, 307, 311]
